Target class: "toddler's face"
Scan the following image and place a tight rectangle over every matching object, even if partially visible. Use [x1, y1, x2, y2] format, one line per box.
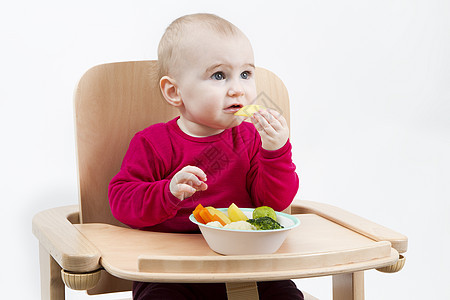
[174, 27, 257, 137]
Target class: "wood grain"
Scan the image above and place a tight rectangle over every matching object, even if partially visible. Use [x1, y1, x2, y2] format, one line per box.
[291, 200, 408, 253]
[333, 272, 365, 300]
[74, 214, 398, 283]
[32, 205, 101, 272]
[39, 243, 65, 300]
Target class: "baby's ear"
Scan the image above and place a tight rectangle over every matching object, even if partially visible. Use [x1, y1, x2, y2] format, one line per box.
[160, 76, 182, 107]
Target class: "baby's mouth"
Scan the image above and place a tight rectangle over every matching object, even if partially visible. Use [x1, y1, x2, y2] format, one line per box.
[225, 104, 243, 113]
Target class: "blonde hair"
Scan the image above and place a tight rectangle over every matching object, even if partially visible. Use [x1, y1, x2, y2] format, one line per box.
[158, 13, 241, 77]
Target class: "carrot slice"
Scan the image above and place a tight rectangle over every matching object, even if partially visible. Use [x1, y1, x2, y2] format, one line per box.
[192, 204, 206, 223]
[193, 209, 206, 224]
[199, 208, 214, 223]
[194, 204, 205, 213]
[212, 213, 226, 226]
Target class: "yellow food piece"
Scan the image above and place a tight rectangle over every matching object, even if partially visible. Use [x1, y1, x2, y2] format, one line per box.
[227, 203, 248, 222]
[234, 105, 264, 117]
[205, 206, 232, 224]
[205, 206, 216, 215]
[212, 209, 232, 224]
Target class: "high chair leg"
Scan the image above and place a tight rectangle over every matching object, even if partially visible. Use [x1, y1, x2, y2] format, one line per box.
[226, 282, 259, 300]
[39, 243, 65, 300]
[332, 271, 364, 300]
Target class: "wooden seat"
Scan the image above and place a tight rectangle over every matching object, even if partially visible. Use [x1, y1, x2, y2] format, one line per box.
[32, 61, 407, 299]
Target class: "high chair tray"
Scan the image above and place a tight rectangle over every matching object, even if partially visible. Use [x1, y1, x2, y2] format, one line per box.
[74, 213, 398, 282]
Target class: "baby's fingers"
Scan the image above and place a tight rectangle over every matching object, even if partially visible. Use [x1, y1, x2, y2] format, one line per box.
[177, 183, 197, 195]
[251, 111, 277, 135]
[259, 109, 284, 130]
[175, 172, 203, 187]
[169, 165, 208, 200]
[180, 165, 207, 182]
[267, 108, 288, 129]
[174, 166, 207, 187]
[195, 181, 208, 191]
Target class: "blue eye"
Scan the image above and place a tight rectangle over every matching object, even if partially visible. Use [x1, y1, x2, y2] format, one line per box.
[212, 72, 225, 80]
[241, 71, 251, 79]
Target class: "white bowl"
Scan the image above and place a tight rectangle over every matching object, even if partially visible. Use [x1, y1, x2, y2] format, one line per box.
[189, 208, 300, 255]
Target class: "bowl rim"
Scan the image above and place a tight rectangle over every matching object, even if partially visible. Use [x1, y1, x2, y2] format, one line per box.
[189, 207, 300, 233]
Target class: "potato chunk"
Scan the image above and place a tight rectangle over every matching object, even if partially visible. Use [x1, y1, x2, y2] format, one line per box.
[227, 203, 248, 222]
[234, 105, 264, 117]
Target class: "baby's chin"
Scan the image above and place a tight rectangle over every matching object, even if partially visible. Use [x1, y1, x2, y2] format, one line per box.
[224, 117, 245, 129]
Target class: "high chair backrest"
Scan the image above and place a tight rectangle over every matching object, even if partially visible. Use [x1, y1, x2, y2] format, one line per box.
[75, 61, 290, 226]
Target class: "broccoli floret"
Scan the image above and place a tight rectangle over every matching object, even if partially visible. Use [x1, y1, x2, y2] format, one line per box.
[246, 216, 284, 230]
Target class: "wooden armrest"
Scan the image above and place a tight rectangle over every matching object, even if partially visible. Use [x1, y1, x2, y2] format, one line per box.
[32, 205, 101, 272]
[291, 200, 408, 253]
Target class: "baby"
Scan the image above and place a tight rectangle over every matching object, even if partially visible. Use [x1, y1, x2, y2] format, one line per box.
[109, 13, 303, 299]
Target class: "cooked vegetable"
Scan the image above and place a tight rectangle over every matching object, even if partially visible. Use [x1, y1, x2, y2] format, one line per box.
[228, 203, 248, 222]
[193, 204, 206, 224]
[193, 204, 230, 225]
[253, 206, 277, 221]
[212, 213, 227, 226]
[206, 221, 223, 228]
[199, 208, 214, 224]
[206, 206, 232, 225]
[224, 221, 256, 230]
[193, 203, 283, 231]
[234, 105, 265, 117]
[205, 206, 216, 215]
[246, 217, 284, 230]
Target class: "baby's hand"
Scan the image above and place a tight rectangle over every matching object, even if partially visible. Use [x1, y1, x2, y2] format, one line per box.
[251, 108, 289, 151]
[169, 166, 208, 201]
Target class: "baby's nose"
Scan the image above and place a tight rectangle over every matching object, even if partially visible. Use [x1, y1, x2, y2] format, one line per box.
[227, 89, 244, 97]
[227, 82, 245, 97]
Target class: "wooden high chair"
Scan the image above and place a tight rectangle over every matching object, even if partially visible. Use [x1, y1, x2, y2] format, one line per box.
[32, 61, 407, 300]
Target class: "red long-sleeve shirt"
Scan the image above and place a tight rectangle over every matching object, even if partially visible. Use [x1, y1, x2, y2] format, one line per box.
[108, 117, 299, 232]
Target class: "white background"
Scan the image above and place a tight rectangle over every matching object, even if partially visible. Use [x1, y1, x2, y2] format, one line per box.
[1, 1, 449, 299]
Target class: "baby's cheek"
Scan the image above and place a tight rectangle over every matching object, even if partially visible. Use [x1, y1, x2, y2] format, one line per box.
[245, 86, 257, 102]
[204, 101, 221, 114]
